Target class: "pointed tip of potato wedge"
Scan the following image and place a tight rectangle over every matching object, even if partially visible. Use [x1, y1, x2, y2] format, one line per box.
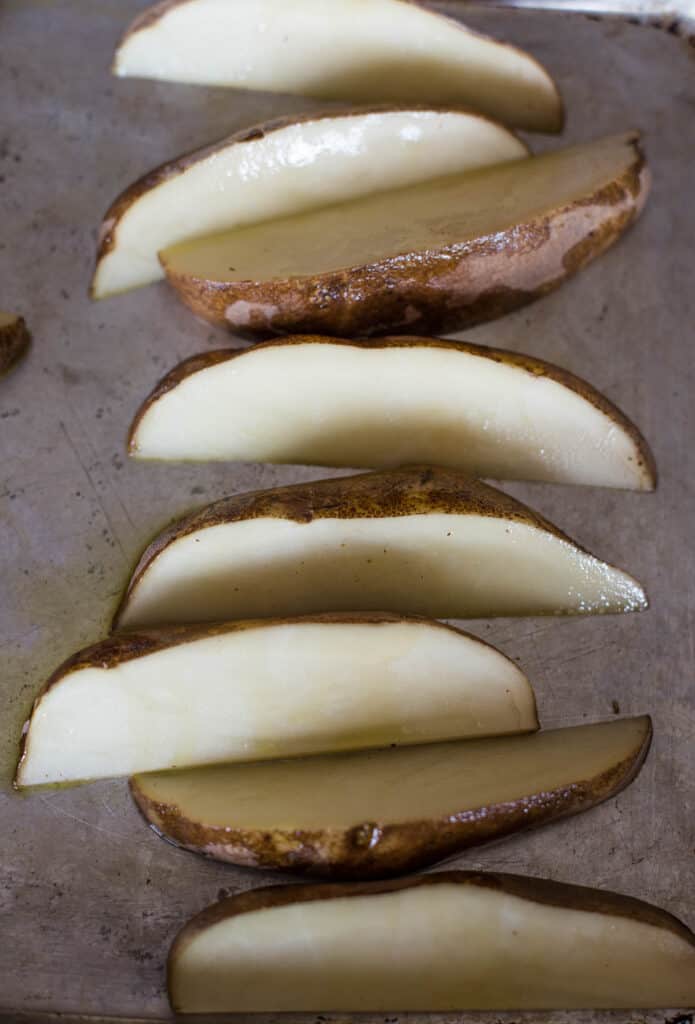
[0, 312, 30, 376]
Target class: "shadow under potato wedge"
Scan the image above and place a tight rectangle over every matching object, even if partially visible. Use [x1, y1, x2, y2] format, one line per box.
[168, 869, 695, 1011]
[129, 335, 656, 491]
[131, 716, 651, 880]
[113, 0, 562, 133]
[160, 132, 649, 339]
[15, 612, 537, 787]
[91, 107, 527, 299]
[112, 466, 647, 629]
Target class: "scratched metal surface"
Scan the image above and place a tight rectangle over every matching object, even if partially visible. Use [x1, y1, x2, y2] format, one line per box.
[0, 1, 694, 1020]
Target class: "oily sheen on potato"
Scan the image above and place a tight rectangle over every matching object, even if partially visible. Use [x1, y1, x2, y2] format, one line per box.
[160, 133, 649, 338]
[0, 312, 30, 376]
[92, 108, 527, 298]
[129, 336, 655, 491]
[131, 716, 651, 879]
[113, 467, 647, 629]
[15, 613, 537, 787]
[114, 0, 562, 133]
[168, 871, 695, 1011]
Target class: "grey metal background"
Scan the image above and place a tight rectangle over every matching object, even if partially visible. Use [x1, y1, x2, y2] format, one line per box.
[1, 1, 694, 1019]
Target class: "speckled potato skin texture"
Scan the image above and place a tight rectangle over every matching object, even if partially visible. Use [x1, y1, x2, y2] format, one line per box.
[130, 718, 651, 879]
[169, 868, 695, 976]
[0, 316, 30, 376]
[127, 335, 656, 488]
[111, 465, 583, 629]
[162, 148, 648, 338]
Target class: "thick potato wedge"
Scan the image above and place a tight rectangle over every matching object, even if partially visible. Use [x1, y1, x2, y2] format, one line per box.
[113, 466, 647, 629]
[0, 312, 30, 376]
[129, 336, 655, 491]
[132, 716, 651, 879]
[114, 0, 562, 133]
[160, 132, 649, 338]
[92, 108, 527, 298]
[169, 870, 695, 1011]
[15, 613, 536, 787]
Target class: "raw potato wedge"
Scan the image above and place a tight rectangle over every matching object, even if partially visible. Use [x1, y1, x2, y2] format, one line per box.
[15, 613, 537, 787]
[114, 0, 563, 133]
[161, 132, 649, 338]
[0, 312, 30, 376]
[131, 716, 651, 879]
[129, 336, 656, 491]
[168, 870, 695, 1011]
[113, 466, 647, 629]
[92, 109, 527, 298]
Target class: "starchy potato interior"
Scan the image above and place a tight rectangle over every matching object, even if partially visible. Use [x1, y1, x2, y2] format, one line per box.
[131, 340, 653, 490]
[161, 134, 638, 282]
[17, 618, 535, 786]
[93, 110, 526, 296]
[117, 513, 647, 628]
[134, 717, 648, 830]
[115, 0, 561, 132]
[170, 879, 695, 1011]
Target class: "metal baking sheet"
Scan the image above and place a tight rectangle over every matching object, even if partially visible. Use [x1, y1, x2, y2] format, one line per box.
[1, 1, 694, 1019]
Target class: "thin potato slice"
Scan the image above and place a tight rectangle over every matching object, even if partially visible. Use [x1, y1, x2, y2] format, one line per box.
[15, 613, 536, 787]
[113, 466, 647, 629]
[129, 336, 655, 491]
[131, 716, 651, 879]
[92, 108, 527, 298]
[114, 0, 562, 133]
[161, 132, 648, 338]
[169, 871, 695, 1011]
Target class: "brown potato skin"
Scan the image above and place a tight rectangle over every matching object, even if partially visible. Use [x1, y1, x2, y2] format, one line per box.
[0, 315, 30, 376]
[127, 335, 656, 489]
[161, 143, 647, 339]
[169, 865, 695, 991]
[111, 465, 583, 630]
[92, 107, 528, 295]
[15, 611, 528, 789]
[131, 717, 651, 880]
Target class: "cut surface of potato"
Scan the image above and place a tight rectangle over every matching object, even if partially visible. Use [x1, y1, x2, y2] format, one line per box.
[169, 870, 695, 1011]
[114, 0, 562, 133]
[15, 613, 536, 787]
[92, 109, 527, 298]
[161, 133, 648, 338]
[0, 312, 30, 376]
[132, 716, 651, 879]
[130, 336, 655, 491]
[113, 467, 647, 629]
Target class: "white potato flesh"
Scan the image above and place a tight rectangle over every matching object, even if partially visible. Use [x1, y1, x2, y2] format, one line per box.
[162, 133, 641, 284]
[117, 514, 647, 629]
[131, 340, 652, 490]
[170, 879, 695, 1011]
[134, 717, 649, 830]
[17, 618, 535, 786]
[115, 0, 561, 133]
[93, 109, 526, 297]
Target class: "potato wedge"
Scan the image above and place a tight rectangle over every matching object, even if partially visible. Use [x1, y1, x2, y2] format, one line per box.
[92, 108, 527, 299]
[0, 312, 30, 376]
[132, 716, 651, 879]
[15, 613, 536, 787]
[129, 336, 655, 491]
[161, 132, 649, 338]
[114, 0, 562, 133]
[113, 466, 647, 629]
[169, 870, 695, 1011]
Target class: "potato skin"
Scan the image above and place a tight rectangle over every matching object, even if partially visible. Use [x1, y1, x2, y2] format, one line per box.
[169, 864, 695, 974]
[127, 335, 656, 489]
[0, 315, 30, 376]
[111, 465, 579, 630]
[131, 717, 650, 880]
[162, 145, 647, 339]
